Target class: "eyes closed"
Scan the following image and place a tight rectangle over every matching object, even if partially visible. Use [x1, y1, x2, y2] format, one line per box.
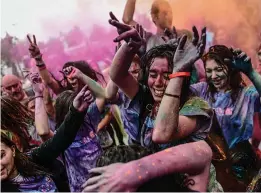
[5, 83, 19, 91]
[206, 67, 224, 74]
[149, 71, 170, 80]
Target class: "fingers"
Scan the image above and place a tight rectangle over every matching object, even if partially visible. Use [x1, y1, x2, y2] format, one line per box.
[172, 26, 178, 39]
[109, 19, 131, 31]
[109, 11, 119, 21]
[128, 38, 142, 48]
[33, 35, 37, 45]
[76, 85, 89, 99]
[27, 34, 33, 44]
[89, 167, 106, 175]
[82, 175, 102, 188]
[192, 26, 199, 46]
[113, 29, 136, 42]
[177, 35, 187, 50]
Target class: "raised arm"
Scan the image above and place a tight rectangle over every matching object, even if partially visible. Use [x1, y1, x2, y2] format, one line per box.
[27, 35, 62, 95]
[122, 0, 138, 26]
[30, 73, 54, 141]
[82, 140, 212, 192]
[153, 27, 207, 143]
[227, 49, 261, 95]
[108, 13, 145, 99]
[31, 86, 94, 166]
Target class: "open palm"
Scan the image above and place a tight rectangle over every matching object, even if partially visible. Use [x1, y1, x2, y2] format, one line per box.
[173, 26, 206, 72]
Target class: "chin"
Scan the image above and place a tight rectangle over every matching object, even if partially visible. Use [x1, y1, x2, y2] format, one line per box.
[153, 95, 163, 103]
[1, 173, 8, 181]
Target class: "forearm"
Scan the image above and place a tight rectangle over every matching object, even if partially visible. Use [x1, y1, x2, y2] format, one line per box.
[79, 74, 106, 98]
[248, 69, 261, 95]
[105, 80, 119, 102]
[126, 141, 212, 189]
[122, 0, 137, 25]
[31, 105, 85, 165]
[153, 77, 184, 143]
[110, 43, 136, 83]
[36, 60, 62, 95]
[43, 88, 55, 119]
[35, 97, 52, 140]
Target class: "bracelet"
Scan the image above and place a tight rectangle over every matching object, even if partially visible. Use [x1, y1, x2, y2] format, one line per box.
[37, 65, 46, 71]
[35, 54, 43, 61]
[164, 93, 180, 98]
[169, 72, 190, 79]
[32, 95, 43, 100]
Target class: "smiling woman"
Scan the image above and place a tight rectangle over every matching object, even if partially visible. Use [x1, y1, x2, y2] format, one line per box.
[190, 45, 261, 191]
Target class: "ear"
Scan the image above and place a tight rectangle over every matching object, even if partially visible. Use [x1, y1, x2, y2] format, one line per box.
[151, 14, 158, 25]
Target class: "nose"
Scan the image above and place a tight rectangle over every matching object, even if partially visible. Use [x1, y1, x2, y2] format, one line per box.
[11, 86, 16, 93]
[211, 71, 217, 79]
[154, 75, 164, 87]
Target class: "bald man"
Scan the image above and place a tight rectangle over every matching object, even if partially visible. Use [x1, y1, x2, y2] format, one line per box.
[2, 74, 28, 102]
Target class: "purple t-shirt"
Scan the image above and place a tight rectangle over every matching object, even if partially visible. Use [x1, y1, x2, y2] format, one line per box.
[63, 102, 102, 192]
[117, 91, 140, 143]
[190, 82, 261, 148]
[11, 174, 57, 192]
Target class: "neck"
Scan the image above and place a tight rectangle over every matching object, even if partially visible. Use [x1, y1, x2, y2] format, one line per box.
[9, 168, 19, 180]
[156, 28, 165, 35]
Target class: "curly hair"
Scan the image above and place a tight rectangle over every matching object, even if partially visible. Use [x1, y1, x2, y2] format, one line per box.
[1, 96, 34, 150]
[202, 45, 246, 103]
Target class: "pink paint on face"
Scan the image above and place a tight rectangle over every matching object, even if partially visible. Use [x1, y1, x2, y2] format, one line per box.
[147, 57, 170, 102]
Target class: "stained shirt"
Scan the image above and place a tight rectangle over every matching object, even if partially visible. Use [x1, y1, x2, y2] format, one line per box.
[63, 101, 102, 192]
[190, 82, 261, 148]
[119, 85, 213, 149]
[11, 174, 57, 192]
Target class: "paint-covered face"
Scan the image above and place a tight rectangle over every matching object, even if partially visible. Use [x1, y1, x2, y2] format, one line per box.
[205, 59, 229, 91]
[3, 81, 25, 101]
[148, 57, 170, 102]
[67, 77, 85, 92]
[152, 2, 173, 30]
[0, 143, 16, 181]
[129, 62, 141, 80]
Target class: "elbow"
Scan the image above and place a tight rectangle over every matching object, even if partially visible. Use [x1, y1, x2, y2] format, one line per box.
[109, 71, 121, 85]
[152, 126, 177, 144]
[38, 130, 50, 137]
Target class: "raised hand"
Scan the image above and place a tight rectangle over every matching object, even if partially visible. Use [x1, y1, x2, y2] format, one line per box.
[63, 66, 83, 79]
[225, 48, 253, 75]
[73, 85, 94, 112]
[173, 26, 206, 72]
[27, 34, 42, 61]
[30, 73, 44, 95]
[81, 163, 137, 192]
[162, 26, 178, 43]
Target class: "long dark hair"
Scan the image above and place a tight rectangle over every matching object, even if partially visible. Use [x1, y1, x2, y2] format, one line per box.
[62, 60, 106, 88]
[1, 132, 50, 192]
[141, 43, 191, 108]
[202, 45, 246, 103]
[54, 90, 76, 128]
[1, 96, 34, 150]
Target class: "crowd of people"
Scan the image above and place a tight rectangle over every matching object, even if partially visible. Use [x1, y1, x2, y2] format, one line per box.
[1, 0, 261, 192]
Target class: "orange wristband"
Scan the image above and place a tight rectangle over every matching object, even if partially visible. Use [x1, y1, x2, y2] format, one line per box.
[169, 72, 191, 79]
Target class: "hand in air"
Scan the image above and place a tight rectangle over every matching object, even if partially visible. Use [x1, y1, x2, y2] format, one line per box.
[27, 34, 42, 61]
[63, 66, 83, 80]
[109, 12, 145, 51]
[30, 73, 44, 95]
[225, 48, 253, 75]
[162, 26, 178, 45]
[73, 85, 94, 112]
[173, 26, 206, 72]
[81, 163, 138, 192]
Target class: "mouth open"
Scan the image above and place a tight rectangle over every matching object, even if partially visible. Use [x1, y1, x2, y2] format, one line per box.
[153, 89, 164, 97]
